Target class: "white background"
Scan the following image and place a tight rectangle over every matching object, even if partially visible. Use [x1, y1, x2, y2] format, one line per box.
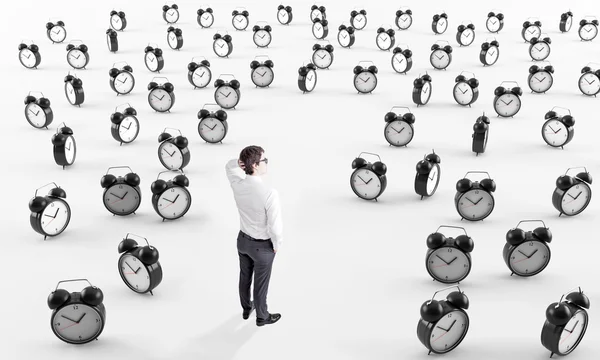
[2, 0, 600, 359]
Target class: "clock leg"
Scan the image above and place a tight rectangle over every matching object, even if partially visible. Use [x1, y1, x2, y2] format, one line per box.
[510, 272, 514, 276]
[44, 235, 47, 241]
[120, 142, 123, 146]
[420, 196, 424, 200]
[150, 290, 153, 296]
[374, 198, 378, 202]
[549, 352, 553, 358]
[428, 350, 431, 355]
[558, 212, 563, 217]
[63, 165, 65, 170]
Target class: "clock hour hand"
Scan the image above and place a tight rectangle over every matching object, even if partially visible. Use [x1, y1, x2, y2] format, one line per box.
[172, 194, 180, 203]
[573, 191, 583, 199]
[76, 313, 86, 323]
[447, 257, 458, 265]
[474, 197, 484, 205]
[357, 175, 367, 184]
[527, 249, 538, 258]
[446, 320, 457, 332]
[569, 320, 580, 332]
[134, 266, 141, 274]
[125, 262, 136, 272]
[428, 171, 436, 181]
[365, 178, 373, 184]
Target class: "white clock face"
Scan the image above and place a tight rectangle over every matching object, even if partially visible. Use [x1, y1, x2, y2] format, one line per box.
[312, 49, 332, 69]
[65, 82, 77, 105]
[578, 73, 600, 95]
[305, 69, 317, 91]
[192, 66, 211, 88]
[561, 183, 591, 215]
[351, 168, 383, 200]
[251, 66, 274, 87]
[104, 183, 140, 215]
[384, 120, 413, 146]
[110, 14, 123, 30]
[145, 52, 159, 71]
[427, 247, 470, 283]
[453, 82, 474, 105]
[558, 311, 588, 355]
[376, 32, 393, 50]
[25, 103, 47, 128]
[49, 25, 67, 43]
[200, 12, 214, 27]
[199, 118, 226, 142]
[430, 49, 450, 69]
[310, 10, 323, 23]
[494, 93, 521, 117]
[113, 72, 134, 94]
[457, 189, 494, 220]
[542, 119, 568, 146]
[530, 42, 550, 61]
[165, 8, 179, 23]
[485, 46, 499, 65]
[159, 141, 184, 169]
[579, 24, 598, 41]
[253, 29, 271, 47]
[119, 254, 150, 292]
[460, 28, 475, 46]
[391, 53, 408, 73]
[64, 136, 76, 164]
[524, 25, 541, 42]
[509, 241, 550, 276]
[565, 17, 573, 32]
[52, 304, 103, 343]
[352, 14, 366, 30]
[215, 85, 240, 109]
[529, 71, 553, 93]
[167, 31, 179, 49]
[397, 14, 412, 30]
[148, 88, 173, 112]
[213, 39, 230, 57]
[435, 18, 447, 33]
[233, 14, 248, 30]
[312, 22, 325, 39]
[427, 165, 440, 195]
[420, 82, 432, 104]
[354, 72, 377, 93]
[106, 34, 113, 50]
[118, 116, 139, 143]
[277, 9, 288, 24]
[338, 29, 351, 47]
[157, 186, 191, 219]
[19, 49, 37, 68]
[67, 49, 87, 69]
[429, 311, 469, 353]
[486, 16, 501, 32]
[40, 199, 70, 236]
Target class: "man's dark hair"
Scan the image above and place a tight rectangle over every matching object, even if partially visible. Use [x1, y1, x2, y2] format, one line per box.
[239, 145, 264, 175]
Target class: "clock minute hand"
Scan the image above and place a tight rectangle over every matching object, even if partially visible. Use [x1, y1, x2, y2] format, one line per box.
[76, 313, 86, 323]
[446, 320, 457, 332]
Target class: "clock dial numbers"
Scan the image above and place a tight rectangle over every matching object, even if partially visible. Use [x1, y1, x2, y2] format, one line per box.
[49, 26, 67, 43]
[485, 47, 499, 65]
[392, 53, 407, 73]
[494, 94, 521, 117]
[305, 70, 317, 91]
[486, 17, 500, 32]
[145, 52, 158, 71]
[252, 66, 274, 87]
[20, 49, 36, 68]
[313, 23, 324, 38]
[436, 19, 447, 34]
[384, 120, 413, 146]
[351, 168, 382, 200]
[421, 82, 432, 104]
[40, 200, 70, 236]
[118, 116, 139, 143]
[542, 120, 568, 146]
[215, 86, 239, 109]
[430, 50, 450, 69]
[119, 254, 150, 292]
[427, 247, 470, 283]
[64, 136, 76, 164]
[529, 71, 553, 93]
[561, 184, 591, 215]
[510, 241, 550, 276]
[165, 9, 179, 23]
[157, 187, 191, 219]
[192, 67, 211, 88]
[213, 39, 229, 57]
[353, 14, 366, 30]
[524, 26, 541, 42]
[104, 184, 140, 215]
[313, 50, 332, 69]
[67, 49, 86, 69]
[377, 33, 390, 50]
[253, 30, 271, 47]
[458, 189, 494, 220]
[578, 73, 600, 95]
[338, 30, 351, 47]
[558, 311, 588, 354]
[114, 72, 134, 94]
[453, 82, 473, 105]
[354, 74, 377, 93]
[199, 118, 226, 142]
[149, 89, 172, 112]
[580, 24, 598, 41]
[461, 29, 474, 46]
[25, 103, 46, 127]
[233, 15, 248, 30]
[159, 142, 183, 169]
[53, 304, 102, 343]
[426, 166, 440, 194]
[429, 311, 468, 353]
[398, 14, 412, 30]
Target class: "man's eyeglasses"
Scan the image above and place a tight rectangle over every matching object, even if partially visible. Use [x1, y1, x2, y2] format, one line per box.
[259, 158, 269, 164]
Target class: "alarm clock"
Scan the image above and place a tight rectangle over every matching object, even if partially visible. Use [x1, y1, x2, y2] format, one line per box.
[100, 166, 141, 216]
[430, 41, 453, 70]
[541, 288, 590, 357]
[578, 16, 599, 41]
[353, 62, 378, 94]
[148, 77, 175, 112]
[187, 57, 212, 89]
[395, 8, 413, 30]
[415, 151, 441, 199]
[312, 42, 334, 69]
[197, 7, 214, 28]
[158, 128, 190, 171]
[110, 104, 139, 145]
[232, 8, 250, 30]
[109, 10, 127, 31]
[578, 64, 600, 96]
[479, 39, 500, 66]
[552, 167, 592, 217]
[64, 74, 84, 107]
[503, 220, 552, 277]
[559, 11, 574, 33]
[350, 152, 387, 201]
[453, 72, 479, 106]
[108, 62, 134, 95]
[529, 35, 551, 61]
[252, 22, 272, 48]
[118, 234, 163, 294]
[298, 63, 317, 93]
[198, 105, 228, 143]
[214, 75, 241, 109]
[383, 106, 415, 147]
[66, 41, 89, 70]
[213, 33, 233, 58]
[312, 18, 329, 39]
[167, 26, 183, 50]
[486, 11, 504, 33]
[455, 171, 496, 221]
[493, 81, 522, 117]
[542, 107, 574, 148]
[277, 5, 293, 25]
[425, 226, 474, 283]
[522, 18, 542, 42]
[47, 279, 105, 344]
[46, 19, 67, 43]
[350, 9, 367, 30]
[337, 24, 355, 48]
[29, 182, 71, 239]
[24, 92, 53, 129]
[144, 45, 164, 73]
[250, 56, 275, 88]
[528, 63, 554, 93]
[432, 13, 448, 34]
[391, 46, 413, 74]
[376, 26, 396, 51]
[456, 22, 475, 46]
[472, 113, 490, 156]
[151, 171, 192, 221]
[18, 42, 41, 69]
[310, 5, 326, 23]
[52, 123, 76, 169]
[418, 286, 470, 355]
[162, 3, 179, 24]
[106, 29, 118, 52]
[412, 73, 433, 106]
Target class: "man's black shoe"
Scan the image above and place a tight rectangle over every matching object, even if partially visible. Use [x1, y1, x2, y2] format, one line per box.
[243, 302, 254, 320]
[256, 313, 281, 326]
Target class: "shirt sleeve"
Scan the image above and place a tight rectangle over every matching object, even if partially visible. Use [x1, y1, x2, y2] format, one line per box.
[225, 158, 245, 184]
[265, 189, 283, 251]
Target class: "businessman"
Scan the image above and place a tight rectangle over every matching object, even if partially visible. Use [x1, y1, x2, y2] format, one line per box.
[225, 145, 283, 326]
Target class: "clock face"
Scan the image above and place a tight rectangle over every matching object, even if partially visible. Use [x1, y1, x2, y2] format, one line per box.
[397, 14, 412, 30]
[542, 119, 569, 147]
[351, 168, 383, 200]
[384, 120, 413, 146]
[65, 82, 77, 105]
[40, 199, 70, 236]
[251, 66, 274, 87]
[509, 241, 550, 276]
[310, 9, 323, 23]
[426, 165, 440, 195]
[110, 14, 123, 30]
[429, 310, 469, 353]
[312, 49, 332, 69]
[376, 32, 393, 50]
[305, 69, 317, 92]
[558, 311, 588, 355]
[524, 25, 541, 42]
[430, 49, 450, 69]
[213, 39, 230, 57]
[103, 183, 140, 215]
[52, 303, 103, 344]
[354, 72, 377, 93]
[312, 22, 325, 39]
[64, 136, 76, 164]
[118, 116, 139, 143]
[67, 49, 87, 69]
[578, 73, 600, 95]
[352, 14, 367, 30]
[459, 28, 475, 46]
[338, 29, 351, 47]
[579, 24, 598, 41]
[435, 18, 447, 34]
[191, 66, 211, 88]
[391, 53, 408, 73]
[165, 8, 179, 23]
[19, 49, 37, 68]
[157, 186, 191, 219]
[113, 72, 134, 94]
[561, 183, 591, 215]
[277, 9, 289, 24]
[457, 189, 494, 220]
[530, 42, 550, 61]
[199, 118, 226, 143]
[167, 32, 179, 49]
[148, 88, 173, 112]
[494, 93, 521, 117]
[145, 52, 159, 71]
[484, 46, 499, 65]
[232, 14, 248, 30]
[215, 85, 240, 109]
[25, 103, 47, 128]
[453, 82, 474, 105]
[200, 12, 214, 27]
[253, 30, 271, 47]
[529, 71, 553, 93]
[427, 247, 470, 283]
[158, 141, 184, 170]
[565, 17, 573, 32]
[420, 82, 432, 104]
[49, 25, 67, 43]
[486, 16, 501, 32]
[119, 254, 151, 292]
